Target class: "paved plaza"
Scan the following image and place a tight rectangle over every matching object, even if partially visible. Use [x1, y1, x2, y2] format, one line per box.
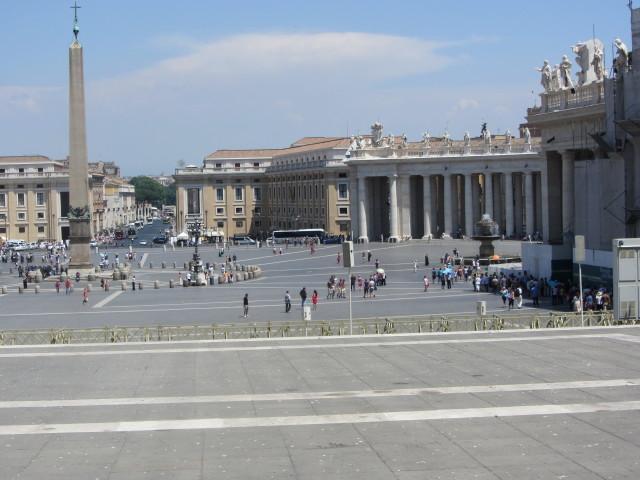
[1, 327, 640, 479]
[0, 238, 535, 331]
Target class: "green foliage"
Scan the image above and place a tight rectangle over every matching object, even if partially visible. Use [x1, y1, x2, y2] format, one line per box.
[164, 183, 176, 205]
[130, 176, 166, 207]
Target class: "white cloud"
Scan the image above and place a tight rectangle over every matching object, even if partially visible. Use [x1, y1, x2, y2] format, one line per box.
[91, 32, 456, 102]
[453, 98, 480, 112]
[0, 86, 60, 114]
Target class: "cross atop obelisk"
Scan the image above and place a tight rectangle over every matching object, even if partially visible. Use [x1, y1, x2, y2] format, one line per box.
[71, 1, 81, 40]
[67, 1, 93, 271]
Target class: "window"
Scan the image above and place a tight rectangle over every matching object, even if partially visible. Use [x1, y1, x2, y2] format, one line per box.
[234, 163, 241, 169]
[338, 183, 349, 200]
[18, 168, 24, 173]
[235, 206, 244, 215]
[254, 206, 262, 215]
[216, 187, 224, 202]
[37, 226, 45, 233]
[0, 194, 5, 208]
[17, 184, 24, 189]
[60, 192, 70, 217]
[37, 212, 45, 220]
[235, 187, 243, 201]
[0, 228, 5, 234]
[18, 227, 25, 233]
[253, 187, 262, 202]
[216, 207, 225, 216]
[253, 162, 260, 168]
[255, 220, 261, 227]
[16, 193, 25, 207]
[36, 184, 43, 188]
[217, 221, 224, 228]
[37, 168, 43, 173]
[0, 214, 5, 221]
[235, 221, 243, 228]
[215, 163, 222, 169]
[339, 207, 349, 216]
[36, 192, 45, 206]
[186, 188, 200, 215]
[339, 172, 347, 178]
[0, 169, 4, 174]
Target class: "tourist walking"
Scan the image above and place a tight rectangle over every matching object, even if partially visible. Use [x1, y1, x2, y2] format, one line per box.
[312, 290, 319, 310]
[131, 275, 136, 291]
[413, 260, 418, 273]
[243, 293, 249, 318]
[82, 286, 89, 304]
[300, 287, 307, 307]
[64, 277, 72, 295]
[423, 275, 430, 292]
[55, 279, 61, 294]
[284, 291, 291, 313]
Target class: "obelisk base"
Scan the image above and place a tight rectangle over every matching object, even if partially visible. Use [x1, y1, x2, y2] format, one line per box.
[68, 217, 93, 271]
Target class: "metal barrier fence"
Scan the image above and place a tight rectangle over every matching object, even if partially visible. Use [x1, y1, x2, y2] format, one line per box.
[0, 311, 629, 346]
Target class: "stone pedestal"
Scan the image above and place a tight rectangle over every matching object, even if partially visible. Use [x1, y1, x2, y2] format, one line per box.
[478, 239, 496, 258]
[69, 217, 92, 270]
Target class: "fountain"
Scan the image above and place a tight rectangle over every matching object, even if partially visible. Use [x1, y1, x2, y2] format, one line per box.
[473, 214, 500, 258]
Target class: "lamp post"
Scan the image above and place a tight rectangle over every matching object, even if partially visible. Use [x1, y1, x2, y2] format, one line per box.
[187, 220, 203, 284]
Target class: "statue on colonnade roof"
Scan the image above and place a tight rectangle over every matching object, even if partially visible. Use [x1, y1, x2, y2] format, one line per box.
[370, 121, 384, 147]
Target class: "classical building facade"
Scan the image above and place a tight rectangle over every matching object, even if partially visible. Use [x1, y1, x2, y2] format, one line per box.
[174, 148, 275, 238]
[0, 156, 135, 243]
[174, 137, 352, 239]
[347, 128, 543, 242]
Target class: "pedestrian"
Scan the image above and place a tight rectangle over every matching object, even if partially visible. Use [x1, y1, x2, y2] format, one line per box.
[367, 250, 372, 262]
[64, 277, 72, 295]
[350, 273, 356, 292]
[337, 252, 341, 264]
[243, 293, 249, 318]
[132, 275, 136, 291]
[55, 279, 61, 294]
[500, 286, 508, 307]
[508, 289, 515, 310]
[514, 286, 523, 309]
[23, 277, 28, 290]
[312, 290, 319, 310]
[82, 286, 89, 305]
[423, 275, 430, 292]
[300, 287, 307, 307]
[284, 291, 291, 313]
[413, 260, 418, 273]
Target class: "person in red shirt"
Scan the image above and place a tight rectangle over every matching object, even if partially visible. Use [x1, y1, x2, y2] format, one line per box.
[311, 290, 319, 310]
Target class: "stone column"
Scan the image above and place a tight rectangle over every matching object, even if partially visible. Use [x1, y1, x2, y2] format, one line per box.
[443, 173, 452, 237]
[464, 174, 473, 237]
[504, 172, 514, 238]
[388, 174, 399, 242]
[68, 39, 92, 270]
[484, 173, 493, 218]
[422, 175, 432, 239]
[524, 171, 534, 236]
[540, 169, 550, 242]
[399, 175, 411, 239]
[561, 150, 575, 242]
[357, 176, 368, 242]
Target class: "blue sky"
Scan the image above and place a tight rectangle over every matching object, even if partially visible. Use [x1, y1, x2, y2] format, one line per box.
[1, 0, 633, 175]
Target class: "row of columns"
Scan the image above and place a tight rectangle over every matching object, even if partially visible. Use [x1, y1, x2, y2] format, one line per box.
[357, 171, 543, 242]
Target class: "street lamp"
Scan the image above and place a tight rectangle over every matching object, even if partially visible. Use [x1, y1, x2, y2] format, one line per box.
[187, 219, 203, 277]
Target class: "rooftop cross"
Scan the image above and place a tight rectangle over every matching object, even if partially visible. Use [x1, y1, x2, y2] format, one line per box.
[71, 1, 81, 40]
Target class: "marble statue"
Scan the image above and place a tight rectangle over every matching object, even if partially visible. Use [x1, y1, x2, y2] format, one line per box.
[505, 129, 512, 144]
[371, 121, 384, 147]
[524, 127, 531, 144]
[387, 134, 395, 147]
[615, 38, 629, 73]
[442, 130, 450, 146]
[550, 64, 561, 91]
[423, 131, 431, 146]
[349, 136, 358, 151]
[401, 133, 408, 148]
[559, 55, 574, 89]
[356, 136, 364, 149]
[592, 44, 604, 81]
[482, 128, 491, 145]
[463, 131, 470, 146]
[537, 60, 552, 92]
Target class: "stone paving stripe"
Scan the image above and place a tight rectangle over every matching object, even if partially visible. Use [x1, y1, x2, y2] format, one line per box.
[1, 378, 638, 409]
[0, 332, 626, 358]
[91, 290, 124, 309]
[2, 400, 640, 436]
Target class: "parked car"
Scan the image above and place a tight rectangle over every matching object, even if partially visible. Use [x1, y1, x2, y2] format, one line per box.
[138, 240, 148, 246]
[232, 236, 256, 246]
[322, 235, 344, 245]
[152, 236, 168, 244]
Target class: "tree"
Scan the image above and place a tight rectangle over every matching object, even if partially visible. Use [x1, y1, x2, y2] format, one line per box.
[130, 176, 166, 207]
[164, 183, 176, 206]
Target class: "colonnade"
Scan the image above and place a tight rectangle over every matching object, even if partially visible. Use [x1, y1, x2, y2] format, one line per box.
[354, 170, 546, 242]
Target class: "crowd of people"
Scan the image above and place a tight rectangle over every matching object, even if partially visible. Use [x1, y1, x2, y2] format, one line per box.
[429, 251, 612, 312]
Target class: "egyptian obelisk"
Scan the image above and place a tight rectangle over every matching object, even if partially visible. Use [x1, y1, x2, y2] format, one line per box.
[67, 2, 92, 271]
